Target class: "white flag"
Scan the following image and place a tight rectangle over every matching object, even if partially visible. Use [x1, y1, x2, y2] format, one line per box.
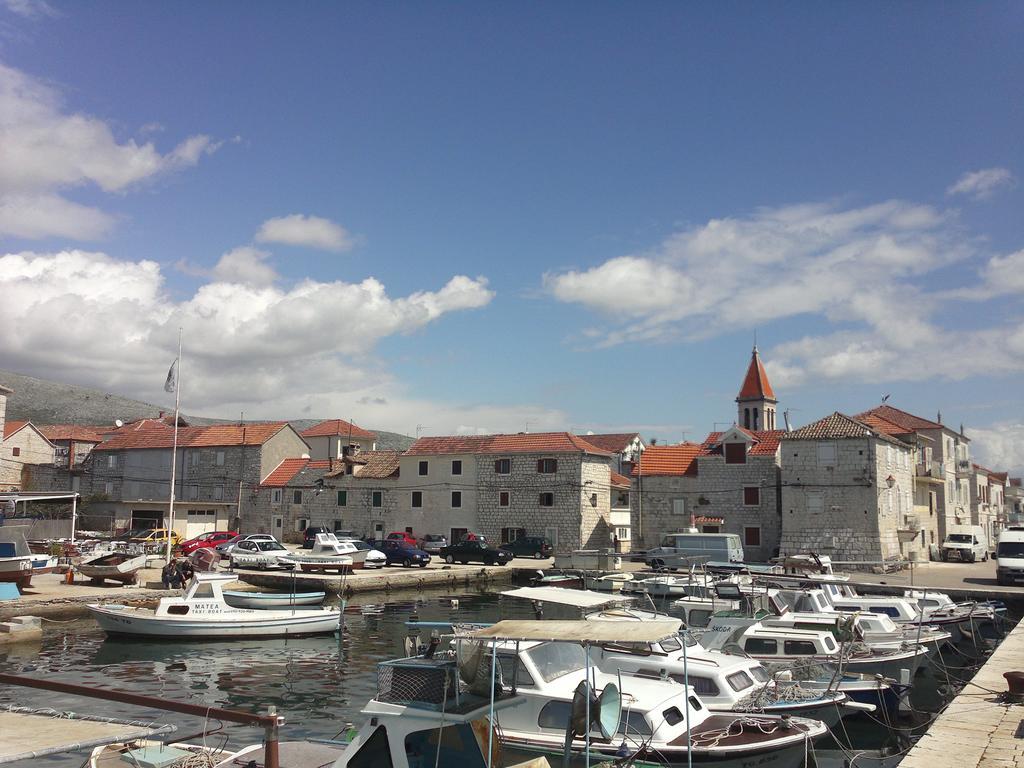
[164, 359, 178, 393]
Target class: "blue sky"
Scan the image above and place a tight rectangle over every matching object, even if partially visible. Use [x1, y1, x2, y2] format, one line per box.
[1, 2, 1022, 468]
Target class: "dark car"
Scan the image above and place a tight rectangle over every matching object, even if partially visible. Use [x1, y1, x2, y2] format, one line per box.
[303, 525, 332, 549]
[380, 540, 431, 568]
[499, 536, 553, 560]
[440, 540, 514, 566]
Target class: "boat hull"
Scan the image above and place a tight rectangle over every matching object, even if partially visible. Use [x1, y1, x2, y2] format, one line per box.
[77, 553, 148, 584]
[87, 604, 341, 638]
[0, 557, 32, 589]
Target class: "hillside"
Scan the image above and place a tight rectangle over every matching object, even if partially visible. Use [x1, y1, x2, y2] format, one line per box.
[0, 369, 415, 451]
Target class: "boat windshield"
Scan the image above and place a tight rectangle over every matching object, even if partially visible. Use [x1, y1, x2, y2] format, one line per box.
[525, 642, 587, 682]
[256, 542, 285, 552]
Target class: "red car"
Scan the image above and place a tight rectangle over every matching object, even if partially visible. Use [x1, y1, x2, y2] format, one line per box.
[386, 531, 418, 546]
[180, 530, 238, 555]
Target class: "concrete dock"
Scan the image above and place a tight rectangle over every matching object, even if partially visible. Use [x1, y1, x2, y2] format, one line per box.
[235, 561, 517, 594]
[899, 616, 1024, 768]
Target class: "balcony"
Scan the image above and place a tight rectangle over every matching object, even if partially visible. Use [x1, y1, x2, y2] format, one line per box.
[956, 459, 972, 476]
[914, 460, 945, 484]
[897, 514, 922, 543]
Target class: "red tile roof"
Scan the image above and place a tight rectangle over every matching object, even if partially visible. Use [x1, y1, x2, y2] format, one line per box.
[610, 471, 632, 488]
[300, 419, 376, 440]
[324, 450, 401, 479]
[855, 405, 943, 434]
[783, 412, 910, 446]
[701, 430, 785, 457]
[580, 433, 640, 453]
[631, 444, 701, 477]
[694, 516, 725, 525]
[262, 458, 310, 487]
[405, 433, 612, 457]
[96, 422, 293, 451]
[3, 420, 29, 440]
[37, 425, 104, 443]
[737, 347, 776, 401]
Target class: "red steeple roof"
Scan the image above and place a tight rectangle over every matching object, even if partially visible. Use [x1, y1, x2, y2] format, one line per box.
[736, 346, 776, 402]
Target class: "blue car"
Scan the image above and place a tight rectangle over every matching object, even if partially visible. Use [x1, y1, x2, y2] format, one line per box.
[380, 540, 431, 568]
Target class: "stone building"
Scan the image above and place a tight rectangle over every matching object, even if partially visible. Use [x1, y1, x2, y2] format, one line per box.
[299, 419, 377, 460]
[252, 452, 401, 542]
[630, 443, 701, 550]
[856, 405, 970, 545]
[580, 433, 645, 475]
[779, 412, 918, 563]
[1, 420, 56, 490]
[399, 433, 616, 551]
[969, 465, 1007, 545]
[87, 419, 309, 537]
[1005, 479, 1024, 526]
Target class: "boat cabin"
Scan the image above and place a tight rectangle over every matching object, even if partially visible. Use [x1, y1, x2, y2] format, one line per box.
[156, 572, 248, 617]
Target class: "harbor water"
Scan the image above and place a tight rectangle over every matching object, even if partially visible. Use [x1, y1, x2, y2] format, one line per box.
[0, 585, 1004, 767]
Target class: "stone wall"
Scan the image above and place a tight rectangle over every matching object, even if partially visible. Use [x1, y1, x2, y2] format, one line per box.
[695, 453, 782, 562]
[630, 475, 700, 550]
[779, 436, 915, 563]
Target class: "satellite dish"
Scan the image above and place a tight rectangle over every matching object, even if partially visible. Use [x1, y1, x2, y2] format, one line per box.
[596, 682, 621, 740]
[114, 419, 124, 428]
[563, 679, 622, 768]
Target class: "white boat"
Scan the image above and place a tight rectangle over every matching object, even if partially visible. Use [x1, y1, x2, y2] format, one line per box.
[77, 551, 149, 585]
[222, 589, 327, 609]
[86, 572, 341, 638]
[228, 539, 296, 570]
[0, 527, 34, 591]
[278, 533, 364, 572]
[30, 554, 59, 574]
[582, 571, 633, 592]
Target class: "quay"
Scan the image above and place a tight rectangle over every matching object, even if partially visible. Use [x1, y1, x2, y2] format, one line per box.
[235, 561, 517, 594]
[899, 616, 1024, 768]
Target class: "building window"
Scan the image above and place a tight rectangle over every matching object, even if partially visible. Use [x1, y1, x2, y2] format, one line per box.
[108, 454, 117, 468]
[613, 490, 630, 508]
[214, 485, 223, 501]
[539, 492, 554, 507]
[412, 491, 423, 508]
[272, 488, 282, 504]
[537, 458, 558, 474]
[451, 491, 462, 508]
[372, 490, 382, 508]
[886, 446, 893, 467]
[104, 481, 114, 496]
[11, 447, 20, 457]
[418, 460, 428, 476]
[501, 527, 525, 544]
[215, 451, 225, 466]
[615, 526, 631, 541]
[724, 443, 746, 464]
[295, 517, 309, 533]
[292, 490, 302, 504]
[451, 527, 468, 544]
[816, 442, 837, 466]
[743, 486, 760, 506]
[806, 491, 824, 514]
[191, 452, 200, 467]
[188, 484, 199, 501]
[494, 458, 511, 474]
[451, 460, 462, 476]
[672, 498, 686, 515]
[337, 490, 347, 507]
[744, 526, 761, 547]
[499, 491, 510, 507]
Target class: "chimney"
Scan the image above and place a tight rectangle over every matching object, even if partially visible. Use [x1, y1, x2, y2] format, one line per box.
[937, 410, 942, 425]
[783, 410, 792, 432]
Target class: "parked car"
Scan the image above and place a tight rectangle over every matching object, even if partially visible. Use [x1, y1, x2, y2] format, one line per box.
[216, 533, 277, 558]
[440, 540, 513, 566]
[499, 536, 553, 560]
[459, 532, 487, 543]
[229, 539, 294, 570]
[380, 540, 431, 567]
[337, 537, 388, 568]
[419, 533, 448, 554]
[130, 529, 182, 548]
[386, 531, 419, 546]
[303, 525, 332, 549]
[180, 530, 238, 555]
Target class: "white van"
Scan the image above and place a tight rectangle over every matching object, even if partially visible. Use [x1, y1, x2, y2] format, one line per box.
[940, 525, 988, 563]
[995, 528, 1024, 586]
[644, 532, 745, 569]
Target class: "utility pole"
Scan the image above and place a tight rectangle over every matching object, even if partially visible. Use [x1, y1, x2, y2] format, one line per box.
[236, 412, 245, 530]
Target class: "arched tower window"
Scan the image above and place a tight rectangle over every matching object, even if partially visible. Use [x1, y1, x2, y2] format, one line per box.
[753, 408, 759, 430]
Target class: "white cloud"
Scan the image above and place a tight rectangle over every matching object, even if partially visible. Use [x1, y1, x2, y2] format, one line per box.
[2, 0, 58, 19]
[968, 423, 1024, 476]
[211, 246, 277, 287]
[947, 167, 1015, 200]
[0, 62, 217, 240]
[0, 250, 499, 431]
[255, 214, 354, 252]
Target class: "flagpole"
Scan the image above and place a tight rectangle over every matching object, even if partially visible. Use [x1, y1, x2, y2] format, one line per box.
[166, 329, 182, 566]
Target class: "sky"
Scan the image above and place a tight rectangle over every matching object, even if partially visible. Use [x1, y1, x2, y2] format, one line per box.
[1, 2, 1023, 470]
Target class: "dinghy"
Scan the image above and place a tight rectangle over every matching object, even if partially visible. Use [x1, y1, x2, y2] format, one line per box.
[86, 572, 341, 638]
[222, 589, 326, 609]
[76, 552, 149, 585]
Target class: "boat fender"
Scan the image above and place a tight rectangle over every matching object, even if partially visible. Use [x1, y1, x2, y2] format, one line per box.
[841, 701, 877, 713]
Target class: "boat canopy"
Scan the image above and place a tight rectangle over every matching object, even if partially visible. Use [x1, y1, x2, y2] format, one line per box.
[502, 586, 630, 608]
[468, 619, 681, 644]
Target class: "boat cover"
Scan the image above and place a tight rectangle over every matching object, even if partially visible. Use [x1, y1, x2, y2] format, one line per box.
[501, 586, 630, 608]
[468, 618, 681, 644]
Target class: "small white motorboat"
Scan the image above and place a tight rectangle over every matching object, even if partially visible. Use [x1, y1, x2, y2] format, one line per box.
[30, 554, 59, 574]
[222, 589, 326, 609]
[0, 527, 34, 591]
[77, 552, 149, 585]
[582, 571, 633, 592]
[86, 572, 341, 638]
[279, 533, 358, 573]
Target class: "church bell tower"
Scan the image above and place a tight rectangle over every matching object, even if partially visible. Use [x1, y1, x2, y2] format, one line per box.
[736, 346, 778, 431]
